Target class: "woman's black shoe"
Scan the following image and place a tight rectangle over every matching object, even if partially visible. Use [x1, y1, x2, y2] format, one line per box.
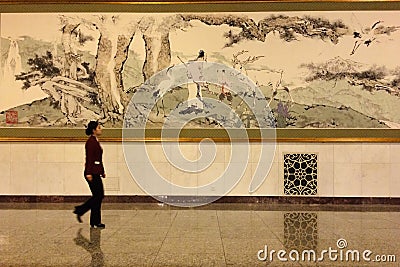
[91, 223, 105, 229]
[73, 209, 83, 223]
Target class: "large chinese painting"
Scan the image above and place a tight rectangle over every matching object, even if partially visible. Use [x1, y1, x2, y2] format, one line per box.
[1, 10, 399, 129]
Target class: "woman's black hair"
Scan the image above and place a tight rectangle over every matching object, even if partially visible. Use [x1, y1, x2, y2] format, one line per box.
[85, 121, 99, 136]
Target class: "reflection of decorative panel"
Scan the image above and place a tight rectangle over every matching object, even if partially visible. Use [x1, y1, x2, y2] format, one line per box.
[284, 212, 318, 251]
[284, 153, 317, 195]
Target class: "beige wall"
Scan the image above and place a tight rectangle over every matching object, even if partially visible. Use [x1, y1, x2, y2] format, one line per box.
[0, 142, 399, 197]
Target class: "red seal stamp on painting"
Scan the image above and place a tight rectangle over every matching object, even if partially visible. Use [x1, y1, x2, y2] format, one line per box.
[6, 110, 18, 124]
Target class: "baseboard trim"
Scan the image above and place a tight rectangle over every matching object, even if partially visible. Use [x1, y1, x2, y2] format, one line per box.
[0, 195, 399, 205]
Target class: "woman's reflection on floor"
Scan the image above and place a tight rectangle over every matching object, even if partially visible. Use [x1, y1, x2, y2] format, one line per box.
[74, 228, 104, 266]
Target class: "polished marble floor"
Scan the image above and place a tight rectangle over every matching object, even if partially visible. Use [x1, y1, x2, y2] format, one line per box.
[0, 203, 399, 266]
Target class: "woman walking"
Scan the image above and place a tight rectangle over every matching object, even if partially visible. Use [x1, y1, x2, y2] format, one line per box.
[73, 121, 106, 228]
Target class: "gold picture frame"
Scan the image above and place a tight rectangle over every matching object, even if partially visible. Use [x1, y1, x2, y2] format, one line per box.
[0, 0, 400, 142]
